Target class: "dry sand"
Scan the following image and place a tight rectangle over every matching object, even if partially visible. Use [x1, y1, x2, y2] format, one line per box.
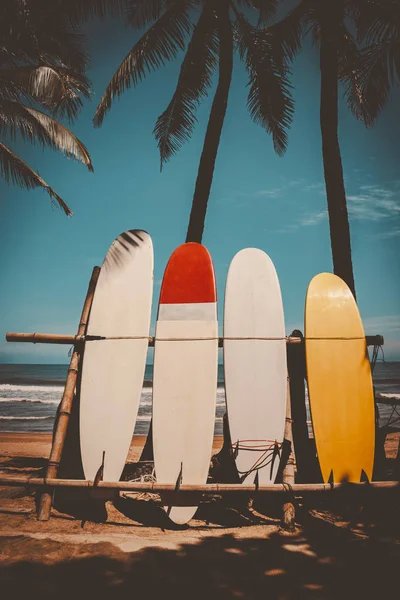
[0, 432, 399, 599]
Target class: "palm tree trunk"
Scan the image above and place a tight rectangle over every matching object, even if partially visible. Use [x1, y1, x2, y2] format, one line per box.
[185, 1, 233, 243]
[320, 13, 356, 298]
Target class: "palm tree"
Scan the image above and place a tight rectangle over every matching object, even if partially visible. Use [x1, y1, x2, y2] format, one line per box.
[94, 0, 294, 242]
[0, 0, 99, 215]
[0, 0, 128, 215]
[269, 0, 370, 298]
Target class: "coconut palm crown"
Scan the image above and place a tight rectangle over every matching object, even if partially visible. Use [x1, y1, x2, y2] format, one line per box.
[0, 0, 100, 215]
[94, 0, 294, 242]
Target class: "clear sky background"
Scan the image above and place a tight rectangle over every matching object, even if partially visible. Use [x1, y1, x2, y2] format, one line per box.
[0, 12, 399, 363]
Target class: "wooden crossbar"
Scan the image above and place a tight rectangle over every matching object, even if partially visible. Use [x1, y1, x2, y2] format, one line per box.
[5, 333, 384, 347]
[6, 333, 85, 345]
[0, 476, 397, 494]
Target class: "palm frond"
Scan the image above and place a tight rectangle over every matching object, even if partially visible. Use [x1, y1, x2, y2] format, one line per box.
[349, 0, 400, 123]
[337, 23, 362, 73]
[256, 0, 278, 26]
[125, 0, 165, 29]
[266, 0, 311, 62]
[336, 23, 368, 123]
[0, 102, 93, 170]
[58, 0, 127, 26]
[235, 11, 294, 155]
[237, 0, 278, 27]
[344, 39, 400, 125]
[351, 0, 400, 44]
[0, 66, 91, 122]
[94, 0, 193, 127]
[153, 2, 219, 168]
[0, 141, 72, 215]
[0, 0, 89, 72]
[336, 23, 369, 125]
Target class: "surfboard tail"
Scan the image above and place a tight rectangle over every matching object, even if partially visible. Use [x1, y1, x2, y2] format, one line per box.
[329, 463, 373, 484]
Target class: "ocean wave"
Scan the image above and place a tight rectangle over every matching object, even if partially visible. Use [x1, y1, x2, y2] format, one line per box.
[0, 416, 54, 421]
[377, 393, 400, 400]
[139, 399, 152, 407]
[0, 383, 64, 393]
[0, 383, 225, 394]
[136, 415, 224, 422]
[0, 397, 59, 405]
[139, 390, 225, 401]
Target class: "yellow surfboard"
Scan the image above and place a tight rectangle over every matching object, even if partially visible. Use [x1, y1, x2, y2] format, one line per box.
[305, 273, 375, 483]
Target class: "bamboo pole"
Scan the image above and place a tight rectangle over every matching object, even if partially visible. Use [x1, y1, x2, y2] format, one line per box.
[281, 374, 296, 531]
[37, 266, 101, 521]
[5, 333, 384, 347]
[6, 334, 301, 346]
[0, 476, 397, 494]
[6, 333, 84, 345]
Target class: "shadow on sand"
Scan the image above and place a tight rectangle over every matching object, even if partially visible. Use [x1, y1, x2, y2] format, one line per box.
[0, 511, 399, 600]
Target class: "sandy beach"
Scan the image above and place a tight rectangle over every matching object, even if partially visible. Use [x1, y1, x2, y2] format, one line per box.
[0, 430, 399, 599]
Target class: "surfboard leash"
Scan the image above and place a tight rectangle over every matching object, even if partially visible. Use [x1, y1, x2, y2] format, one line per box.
[233, 440, 283, 482]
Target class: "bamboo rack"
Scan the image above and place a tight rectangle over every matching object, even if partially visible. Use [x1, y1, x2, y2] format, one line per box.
[5, 333, 384, 347]
[0, 476, 397, 494]
[6, 333, 85, 345]
[281, 373, 296, 530]
[4, 265, 387, 525]
[37, 267, 100, 521]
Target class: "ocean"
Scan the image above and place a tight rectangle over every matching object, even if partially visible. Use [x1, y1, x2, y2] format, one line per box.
[0, 362, 399, 435]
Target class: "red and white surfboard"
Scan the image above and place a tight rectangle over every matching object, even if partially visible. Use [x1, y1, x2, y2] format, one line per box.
[152, 243, 218, 524]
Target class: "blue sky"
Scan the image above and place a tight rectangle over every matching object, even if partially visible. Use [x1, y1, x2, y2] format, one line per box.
[0, 14, 399, 363]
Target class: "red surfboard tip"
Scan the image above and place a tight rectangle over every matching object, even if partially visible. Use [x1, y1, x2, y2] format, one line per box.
[160, 243, 216, 304]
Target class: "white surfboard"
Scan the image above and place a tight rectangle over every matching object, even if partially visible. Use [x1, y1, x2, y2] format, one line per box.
[224, 248, 287, 484]
[80, 230, 153, 482]
[152, 243, 218, 524]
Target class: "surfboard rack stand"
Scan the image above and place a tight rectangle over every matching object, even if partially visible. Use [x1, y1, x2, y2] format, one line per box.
[3, 265, 387, 528]
[4, 333, 385, 348]
[0, 476, 398, 494]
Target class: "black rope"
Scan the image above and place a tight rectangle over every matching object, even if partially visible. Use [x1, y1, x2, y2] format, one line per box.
[235, 441, 282, 482]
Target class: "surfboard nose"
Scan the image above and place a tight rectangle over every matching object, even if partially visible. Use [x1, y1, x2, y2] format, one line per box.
[159, 243, 216, 305]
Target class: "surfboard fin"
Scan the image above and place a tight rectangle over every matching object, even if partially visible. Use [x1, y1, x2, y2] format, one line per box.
[270, 440, 281, 480]
[175, 462, 183, 492]
[360, 469, 370, 484]
[166, 463, 183, 518]
[94, 451, 105, 487]
[233, 440, 239, 460]
[328, 469, 334, 486]
[81, 451, 105, 529]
